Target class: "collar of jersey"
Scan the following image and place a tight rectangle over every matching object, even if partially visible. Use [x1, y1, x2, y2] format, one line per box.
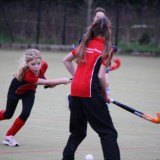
[92, 37, 105, 43]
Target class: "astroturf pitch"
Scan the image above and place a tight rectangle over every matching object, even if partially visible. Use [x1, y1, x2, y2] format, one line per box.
[0, 49, 160, 160]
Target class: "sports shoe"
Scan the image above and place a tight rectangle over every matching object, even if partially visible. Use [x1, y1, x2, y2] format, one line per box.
[2, 136, 19, 147]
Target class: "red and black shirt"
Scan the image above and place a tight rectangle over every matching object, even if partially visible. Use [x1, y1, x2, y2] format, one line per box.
[71, 37, 108, 97]
[9, 61, 48, 95]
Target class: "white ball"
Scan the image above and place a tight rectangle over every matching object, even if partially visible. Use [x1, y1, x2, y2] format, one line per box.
[85, 154, 94, 160]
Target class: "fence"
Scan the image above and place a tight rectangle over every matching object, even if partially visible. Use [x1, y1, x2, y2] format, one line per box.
[0, 1, 160, 46]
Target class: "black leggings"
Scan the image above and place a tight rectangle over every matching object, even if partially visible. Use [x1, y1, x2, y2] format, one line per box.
[3, 92, 35, 122]
[63, 96, 120, 160]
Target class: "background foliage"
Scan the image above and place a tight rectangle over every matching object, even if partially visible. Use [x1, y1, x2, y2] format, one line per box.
[0, 0, 160, 50]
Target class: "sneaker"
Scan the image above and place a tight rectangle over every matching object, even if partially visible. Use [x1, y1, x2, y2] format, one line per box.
[2, 136, 19, 147]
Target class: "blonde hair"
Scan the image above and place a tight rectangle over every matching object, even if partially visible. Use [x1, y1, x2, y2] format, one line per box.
[76, 17, 112, 66]
[16, 48, 42, 81]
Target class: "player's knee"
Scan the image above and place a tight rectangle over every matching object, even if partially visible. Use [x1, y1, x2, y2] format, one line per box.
[3, 113, 13, 119]
[19, 113, 30, 121]
[80, 133, 87, 140]
[73, 132, 86, 141]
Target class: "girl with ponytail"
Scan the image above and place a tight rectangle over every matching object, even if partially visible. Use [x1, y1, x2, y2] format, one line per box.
[62, 17, 120, 160]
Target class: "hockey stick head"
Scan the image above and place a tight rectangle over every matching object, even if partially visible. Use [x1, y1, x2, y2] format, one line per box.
[111, 99, 160, 124]
[110, 57, 121, 71]
[156, 112, 160, 123]
[143, 112, 160, 124]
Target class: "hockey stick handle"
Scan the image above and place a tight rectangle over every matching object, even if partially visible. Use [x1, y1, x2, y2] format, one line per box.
[110, 99, 160, 124]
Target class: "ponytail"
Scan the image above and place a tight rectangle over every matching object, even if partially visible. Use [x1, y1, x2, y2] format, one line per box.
[76, 23, 94, 63]
[16, 65, 28, 81]
[75, 17, 112, 65]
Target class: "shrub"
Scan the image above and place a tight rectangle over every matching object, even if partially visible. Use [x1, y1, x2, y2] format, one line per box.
[139, 32, 150, 44]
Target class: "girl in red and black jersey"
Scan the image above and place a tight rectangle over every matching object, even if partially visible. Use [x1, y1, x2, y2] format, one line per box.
[71, 7, 121, 102]
[62, 17, 120, 160]
[0, 48, 70, 147]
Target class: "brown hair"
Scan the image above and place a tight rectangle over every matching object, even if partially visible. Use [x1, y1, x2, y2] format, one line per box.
[93, 7, 107, 18]
[75, 17, 112, 66]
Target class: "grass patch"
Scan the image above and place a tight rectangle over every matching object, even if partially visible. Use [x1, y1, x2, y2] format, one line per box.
[119, 42, 160, 52]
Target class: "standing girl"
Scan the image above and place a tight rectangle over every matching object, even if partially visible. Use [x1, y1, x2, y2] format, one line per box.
[62, 17, 120, 160]
[0, 48, 70, 147]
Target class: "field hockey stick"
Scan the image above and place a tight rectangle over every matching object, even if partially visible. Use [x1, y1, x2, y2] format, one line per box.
[44, 78, 73, 89]
[105, 45, 121, 73]
[106, 57, 121, 73]
[110, 99, 160, 124]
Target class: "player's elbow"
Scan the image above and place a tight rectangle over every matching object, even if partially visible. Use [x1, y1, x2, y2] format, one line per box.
[98, 73, 104, 79]
[63, 57, 69, 66]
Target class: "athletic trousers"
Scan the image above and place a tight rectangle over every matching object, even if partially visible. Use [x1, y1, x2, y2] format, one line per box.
[62, 95, 120, 160]
[3, 78, 35, 121]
